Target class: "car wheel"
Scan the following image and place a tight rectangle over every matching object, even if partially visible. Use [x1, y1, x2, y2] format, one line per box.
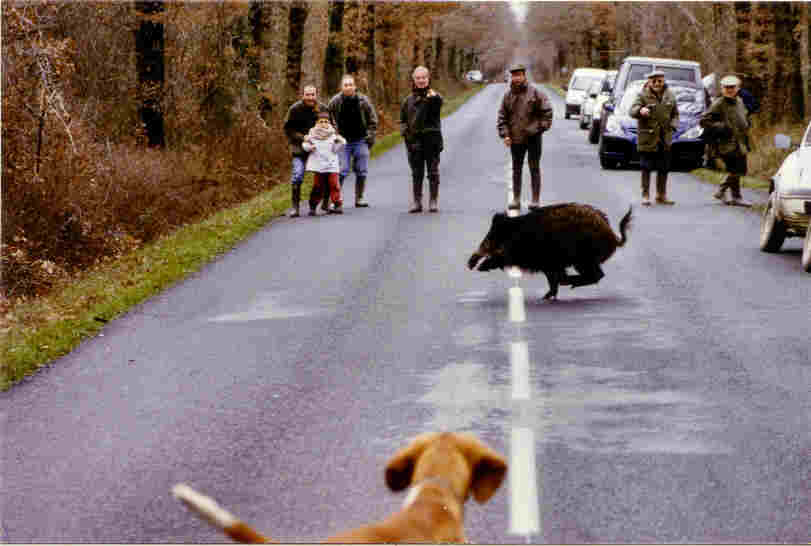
[565, 112, 570, 120]
[579, 116, 588, 130]
[588, 121, 600, 144]
[801, 220, 811, 273]
[759, 194, 787, 253]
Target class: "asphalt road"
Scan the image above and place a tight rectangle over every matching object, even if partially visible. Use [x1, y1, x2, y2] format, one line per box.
[3, 83, 809, 544]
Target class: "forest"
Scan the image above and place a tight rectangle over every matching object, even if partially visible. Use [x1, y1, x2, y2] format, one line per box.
[2, 1, 810, 302]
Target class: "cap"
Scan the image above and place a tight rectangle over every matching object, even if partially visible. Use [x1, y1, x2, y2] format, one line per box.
[509, 63, 527, 73]
[645, 71, 665, 79]
[720, 75, 741, 87]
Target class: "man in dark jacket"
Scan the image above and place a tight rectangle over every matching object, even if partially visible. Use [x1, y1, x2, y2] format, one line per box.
[328, 75, 378, 208]
[630, 71, 679, 205]
[497, 64, 553, 210]
[700, 74, 752, 207]
[283, 85, 327, 217]
[400, 66, 444, 213]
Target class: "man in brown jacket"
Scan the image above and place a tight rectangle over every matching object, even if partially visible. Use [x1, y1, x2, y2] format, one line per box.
[497, 64, 554, 210]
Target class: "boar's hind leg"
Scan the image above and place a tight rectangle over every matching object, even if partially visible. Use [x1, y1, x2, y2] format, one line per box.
[542, 271, 563, 300]
[569, 263, 605, 288]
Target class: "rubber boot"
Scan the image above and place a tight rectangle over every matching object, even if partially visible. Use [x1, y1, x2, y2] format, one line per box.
[713, 175, 729, 203]
[428, 176, 439, 213]
[641, 171, 651, 206]
[508, 179, 521, 210]
[728, 176, 751, 207]
[655, 171, 675, 205]
[409, 179, 423, 213]
[528, 171, 541, 210]
[355, 176, 369, 207]
[287, 185, 301, 217]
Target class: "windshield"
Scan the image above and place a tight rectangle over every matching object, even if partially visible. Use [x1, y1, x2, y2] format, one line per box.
[626, 64, 697, 86]
[616, 81, 704, 116]
[571, 75, 603, 91]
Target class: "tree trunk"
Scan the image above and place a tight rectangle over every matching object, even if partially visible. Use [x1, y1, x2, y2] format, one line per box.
[135, 1, 165, 148]
[252, 0, 292, 110]
[323, 0, 345, 97]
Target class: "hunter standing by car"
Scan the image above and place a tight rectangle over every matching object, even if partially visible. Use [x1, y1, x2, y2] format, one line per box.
[400, 66, 444, 213]
[700, 74, 752, 207]
[629, 71, 679, 206]
[497, 64, 553, 210]
[283, 85, 327, 217]
[328, 75, 378, 208]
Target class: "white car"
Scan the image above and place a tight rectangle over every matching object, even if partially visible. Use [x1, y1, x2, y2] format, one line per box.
[465, 70, 483, 83]
[584, 71, 617, 143]
[760, 120, 811, 272]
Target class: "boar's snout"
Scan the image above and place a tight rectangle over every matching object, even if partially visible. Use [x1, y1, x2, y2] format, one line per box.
[467, 252, 482, 270]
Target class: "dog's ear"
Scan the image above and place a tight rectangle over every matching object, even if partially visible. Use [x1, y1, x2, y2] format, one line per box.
[384, 433, 435, 491]
[470, 453, 507, 503]
[453, 433, 508, 503]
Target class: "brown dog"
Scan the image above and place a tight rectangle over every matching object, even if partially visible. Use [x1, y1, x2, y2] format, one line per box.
[173, 432, 507, 543]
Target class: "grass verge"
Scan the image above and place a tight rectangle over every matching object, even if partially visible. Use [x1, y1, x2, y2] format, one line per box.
[0, 84, 485, 390]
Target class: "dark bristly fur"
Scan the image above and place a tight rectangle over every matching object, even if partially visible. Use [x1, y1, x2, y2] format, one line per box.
[468, 202, 632, 300]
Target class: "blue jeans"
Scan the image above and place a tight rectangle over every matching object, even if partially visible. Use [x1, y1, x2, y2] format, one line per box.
[290, 155, 306, 187]
[340, 140, 369, 184]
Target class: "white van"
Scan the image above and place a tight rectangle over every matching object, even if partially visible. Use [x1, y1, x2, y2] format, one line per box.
[564, 68, 608, 119]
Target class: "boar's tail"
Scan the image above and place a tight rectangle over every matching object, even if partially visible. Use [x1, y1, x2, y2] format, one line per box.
[617, 205, 632, 247]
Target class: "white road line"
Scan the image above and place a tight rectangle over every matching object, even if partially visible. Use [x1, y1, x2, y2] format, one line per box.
[510, 341, 530, 400]
[508, 286, 526, 323]
[509, 426, 540, 536]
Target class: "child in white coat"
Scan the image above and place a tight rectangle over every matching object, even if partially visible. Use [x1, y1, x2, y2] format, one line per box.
[302, 111, 347, 215]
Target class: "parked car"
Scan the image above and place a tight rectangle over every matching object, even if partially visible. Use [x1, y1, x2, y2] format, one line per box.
[610, 56, 702, 106]
[465, 70, 483, 83]
[597, 79, 706, 170]
[582, 70, 617, 141]
[564, 67, 607, 119]
[759, 121, 811, 272]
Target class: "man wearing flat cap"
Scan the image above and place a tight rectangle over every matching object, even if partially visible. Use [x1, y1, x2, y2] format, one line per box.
[700, 74, 752, 206]
[497, 63, 554, 210]
[630, 70, 679, 205]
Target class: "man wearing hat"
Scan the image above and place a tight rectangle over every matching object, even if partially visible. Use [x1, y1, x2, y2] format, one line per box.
[630, 70, 679, 205]
[700, 74, 752, 206]
[497, 63, 554, 210]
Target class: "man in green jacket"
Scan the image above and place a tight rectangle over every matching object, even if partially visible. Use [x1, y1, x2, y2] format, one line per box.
[630, 71, 679, 206]
[700, 75, 752, 207]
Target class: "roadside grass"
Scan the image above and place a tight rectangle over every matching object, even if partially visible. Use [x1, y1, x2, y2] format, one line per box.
[0, 84, 484, 390]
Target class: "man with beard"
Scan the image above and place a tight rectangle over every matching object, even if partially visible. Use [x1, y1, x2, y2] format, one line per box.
[497, 64, 553, 211]
[400, 66, 444, 213]
[630, 71, 679, 206]
[328, 75, 378, 208]
[283, 85, 327, 217]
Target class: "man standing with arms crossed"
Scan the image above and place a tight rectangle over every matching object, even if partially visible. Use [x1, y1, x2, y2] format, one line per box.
[497, 64, 554, 211]
[328, 75, 378, 209]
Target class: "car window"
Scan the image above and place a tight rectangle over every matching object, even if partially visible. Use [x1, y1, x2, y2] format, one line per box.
[627, 64, 652, 84]
[572, 76, 602, 90]
[658, 66, 697, 83]
[601, 74, 616, 93]
[616, 81, 646, 115]
[587, 81, 601, 95]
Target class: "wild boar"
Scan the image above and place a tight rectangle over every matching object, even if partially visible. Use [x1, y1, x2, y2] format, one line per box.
[467, 202, 632, 300]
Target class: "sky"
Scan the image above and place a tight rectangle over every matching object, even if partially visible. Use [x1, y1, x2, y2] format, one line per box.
[510, 1, 528, 23]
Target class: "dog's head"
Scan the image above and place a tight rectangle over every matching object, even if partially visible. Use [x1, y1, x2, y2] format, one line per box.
[384, 432, 507, 504]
